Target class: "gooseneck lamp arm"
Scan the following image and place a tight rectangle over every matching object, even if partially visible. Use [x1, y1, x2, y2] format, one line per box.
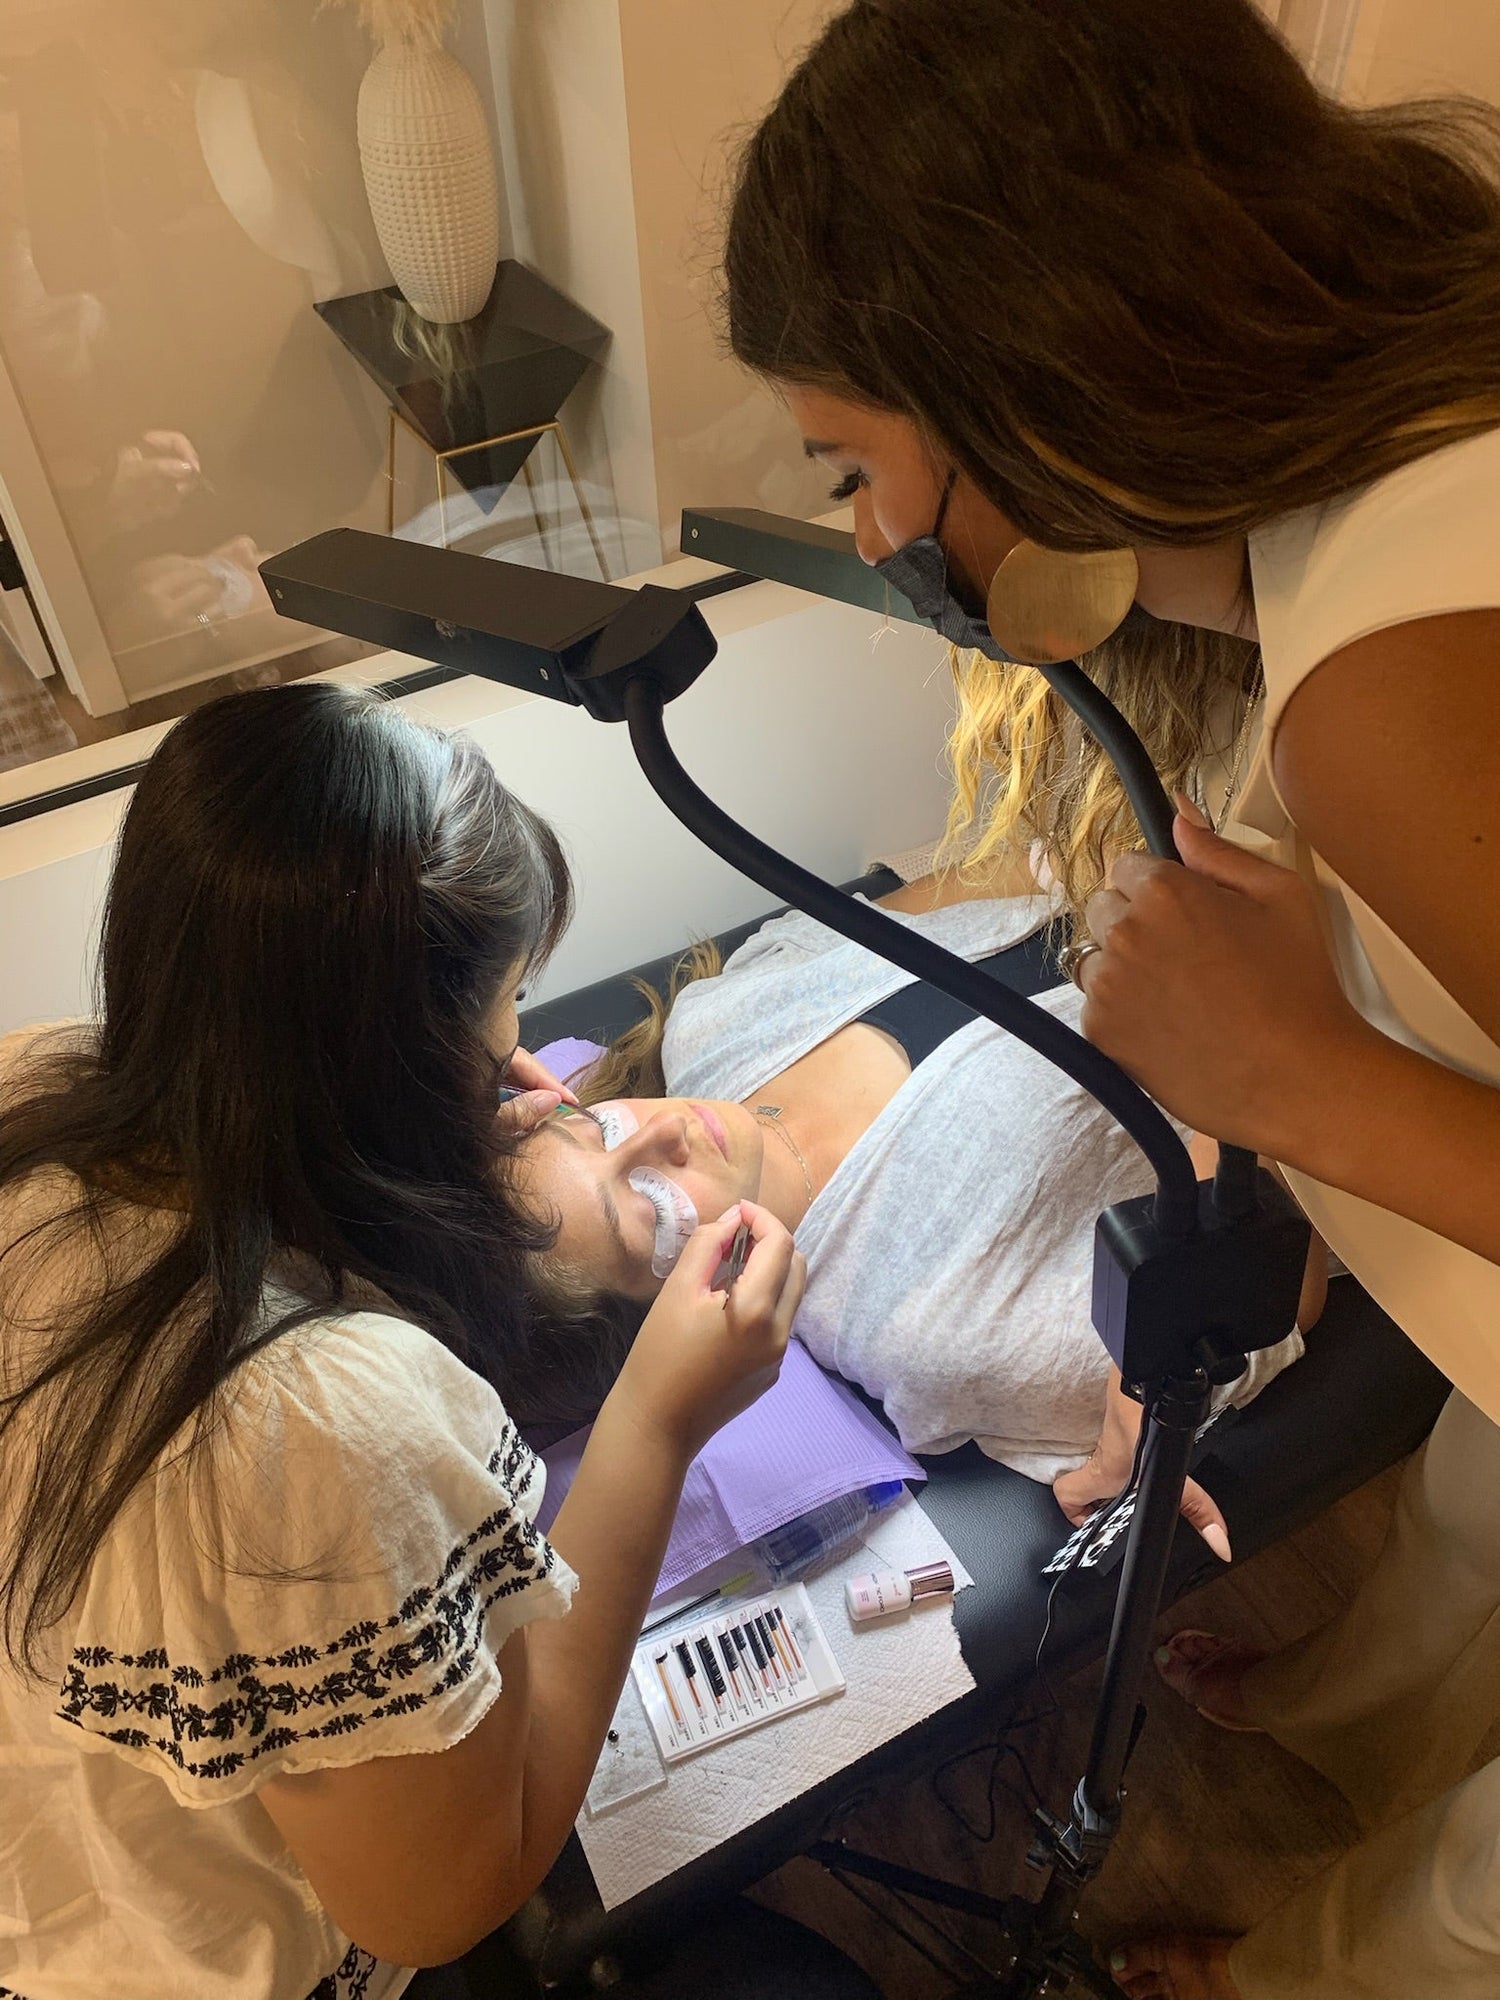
[620, 674, 1200, 1233]
[260, 528, 1197, 1234]
[679, 508, 1256, 1217]
[1015, 652, 1257, 1220]
[1031, 657, 1178, 856]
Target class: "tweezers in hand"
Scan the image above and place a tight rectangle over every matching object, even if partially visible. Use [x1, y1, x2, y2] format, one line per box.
[725, 1221, 753, 1296]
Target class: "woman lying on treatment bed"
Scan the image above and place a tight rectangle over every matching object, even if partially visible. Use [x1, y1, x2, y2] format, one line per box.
[518, 852, 1324, 1533]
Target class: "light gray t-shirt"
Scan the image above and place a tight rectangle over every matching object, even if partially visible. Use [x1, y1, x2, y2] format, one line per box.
[665, 898, 1301, 1480]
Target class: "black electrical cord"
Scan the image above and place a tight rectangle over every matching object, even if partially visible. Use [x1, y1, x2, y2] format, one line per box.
[932, 1732, 1044, 1845]
[1033, 1411, 1153, 1715]
[821, 1861, 978, 1983]
[622, 677, 1200, 1236]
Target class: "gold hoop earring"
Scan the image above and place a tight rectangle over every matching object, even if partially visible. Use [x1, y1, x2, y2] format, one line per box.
[985, 541, 1139, 665]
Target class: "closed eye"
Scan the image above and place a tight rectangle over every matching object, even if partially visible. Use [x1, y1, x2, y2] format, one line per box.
[555, 1110, 602, 1139]
[828, 471, 865, 502]
[533, 1118, 630, 1255]
[634, 1179, 669, 1223]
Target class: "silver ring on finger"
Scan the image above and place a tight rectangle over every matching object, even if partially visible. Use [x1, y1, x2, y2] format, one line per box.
[1064, 940, 1103, 990]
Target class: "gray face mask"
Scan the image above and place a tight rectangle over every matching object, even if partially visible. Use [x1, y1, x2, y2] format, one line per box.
[872, 470, 1015, 662]
[875, 534, 1012, 659]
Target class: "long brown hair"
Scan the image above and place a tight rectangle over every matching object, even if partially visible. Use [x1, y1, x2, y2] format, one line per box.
[0, 684, 577, 1670]
[724, 0, 1500, 549]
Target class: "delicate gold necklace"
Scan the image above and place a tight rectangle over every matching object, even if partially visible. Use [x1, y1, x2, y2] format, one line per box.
[753, 1104, 815, 1208]
[1212, 667, 1266, 834]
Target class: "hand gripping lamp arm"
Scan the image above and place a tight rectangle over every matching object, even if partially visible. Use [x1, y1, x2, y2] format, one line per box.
[262, 530, 1309, 1996]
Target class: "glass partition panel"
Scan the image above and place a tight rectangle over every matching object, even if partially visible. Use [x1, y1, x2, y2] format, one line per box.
[3, 0, 1493, 800]
[0, 0, 843, 797]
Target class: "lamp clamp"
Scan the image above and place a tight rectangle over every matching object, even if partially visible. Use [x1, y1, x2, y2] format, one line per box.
[1095, 1166, 1311, 1393]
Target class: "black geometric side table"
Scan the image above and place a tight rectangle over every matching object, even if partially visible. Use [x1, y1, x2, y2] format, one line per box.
[316, 260, 613, 575]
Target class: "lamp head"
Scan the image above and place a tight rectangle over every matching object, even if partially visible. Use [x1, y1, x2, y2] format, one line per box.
[260, 530, 717, 721]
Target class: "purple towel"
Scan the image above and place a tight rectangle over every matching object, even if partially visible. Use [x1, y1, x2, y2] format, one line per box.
[533, 1036, 607, 1090]
[537, 1339, 923, 1600]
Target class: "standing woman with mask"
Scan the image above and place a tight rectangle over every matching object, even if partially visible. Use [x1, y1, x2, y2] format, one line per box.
[0, 684, 882, 2000]
[723, 2, 1500, 1995]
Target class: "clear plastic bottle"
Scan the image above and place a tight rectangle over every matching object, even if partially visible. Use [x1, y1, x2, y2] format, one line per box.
[751, 1480, 907, 1583]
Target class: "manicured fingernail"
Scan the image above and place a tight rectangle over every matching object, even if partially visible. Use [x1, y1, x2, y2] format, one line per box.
[1202, 1523, 1233, 1563]
[1154, 1646, 1172, 1667]
[1110, 1949, 1128, 1973]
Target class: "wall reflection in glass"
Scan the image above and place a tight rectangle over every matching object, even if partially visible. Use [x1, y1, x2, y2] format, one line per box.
[0, 0, 389, 703]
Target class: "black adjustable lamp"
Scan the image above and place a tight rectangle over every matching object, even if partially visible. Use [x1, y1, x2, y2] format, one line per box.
[262, 525, 1309, 1999]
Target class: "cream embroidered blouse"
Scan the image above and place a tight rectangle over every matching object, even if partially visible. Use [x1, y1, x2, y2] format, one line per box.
[0, 1031, 577, 2000]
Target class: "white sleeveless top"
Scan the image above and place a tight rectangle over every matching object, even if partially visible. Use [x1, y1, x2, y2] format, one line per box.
[1229, 426, 1500, 1421]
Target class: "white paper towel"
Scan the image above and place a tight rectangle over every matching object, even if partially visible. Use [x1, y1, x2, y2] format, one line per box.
[576, 1495, 976, 1910]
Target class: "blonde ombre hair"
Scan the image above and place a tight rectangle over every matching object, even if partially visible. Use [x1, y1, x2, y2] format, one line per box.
[939, 621, 1261, 927]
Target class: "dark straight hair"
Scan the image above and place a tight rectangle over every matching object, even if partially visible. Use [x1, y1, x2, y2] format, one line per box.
[0, 682, 576, 1670]
[725, 0, 1500, 548]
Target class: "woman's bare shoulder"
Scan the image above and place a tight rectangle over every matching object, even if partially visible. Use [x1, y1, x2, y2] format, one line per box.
[877, 845, 1039, 914]
[1275, 607, 1500, 1044]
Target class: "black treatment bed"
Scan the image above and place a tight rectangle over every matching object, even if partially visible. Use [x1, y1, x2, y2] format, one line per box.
[453, 874, 1449, 1996]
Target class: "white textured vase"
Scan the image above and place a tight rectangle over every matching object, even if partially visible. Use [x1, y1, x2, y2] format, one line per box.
[357, 42, 501, 324]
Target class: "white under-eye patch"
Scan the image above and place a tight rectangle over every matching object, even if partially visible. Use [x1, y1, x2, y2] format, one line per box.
[627, 1166, 700, 1278]
[592, 1102, 638, 1150]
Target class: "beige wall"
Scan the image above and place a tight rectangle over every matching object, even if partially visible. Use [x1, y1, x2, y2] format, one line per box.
[1260, 0, 1363, 90]
[0, 581, 958, 1029]
[616, 0, 838, 545]
[484, 0, 841, 564]
[1259, 0, 1500, 103]
[1351, 0, 1500, 102]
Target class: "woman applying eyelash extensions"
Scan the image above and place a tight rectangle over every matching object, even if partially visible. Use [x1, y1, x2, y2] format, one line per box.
[0, 684, 875, 2000]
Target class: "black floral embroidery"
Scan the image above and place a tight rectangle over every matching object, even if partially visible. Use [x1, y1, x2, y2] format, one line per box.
[304, 1940, 380, 1999]
[56, 1423, 561, 1783]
